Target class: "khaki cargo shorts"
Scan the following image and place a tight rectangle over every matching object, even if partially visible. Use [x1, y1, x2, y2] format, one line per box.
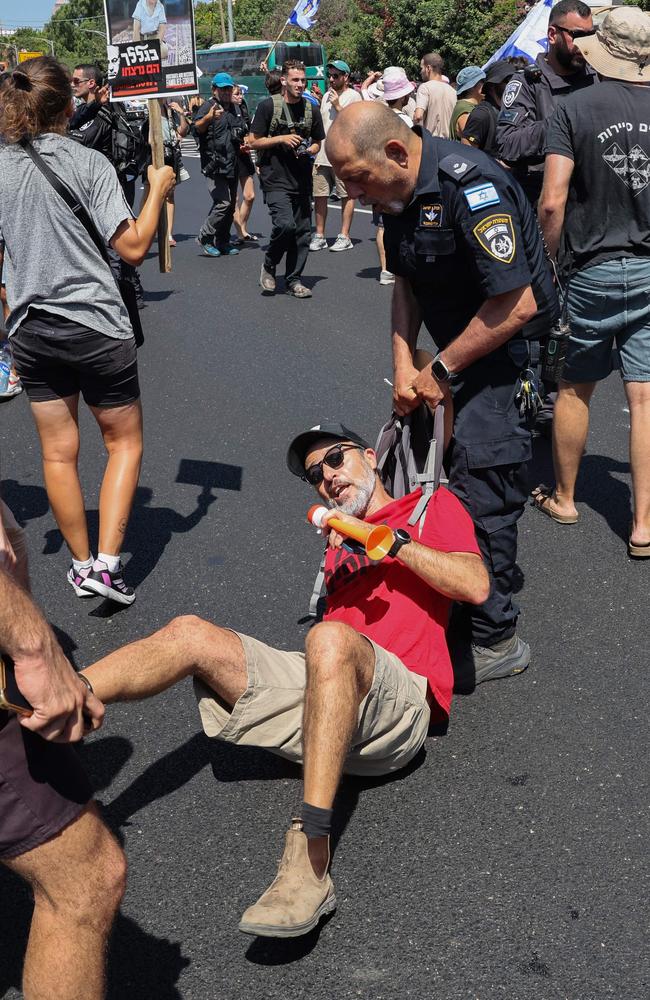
[194, 630, 430, 777]
[312, 164, 348, 200]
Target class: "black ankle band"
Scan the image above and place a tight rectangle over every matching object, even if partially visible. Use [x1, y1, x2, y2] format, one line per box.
[302, 803, 333, 839]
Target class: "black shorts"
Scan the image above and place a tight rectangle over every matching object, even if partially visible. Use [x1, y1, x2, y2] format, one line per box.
[0, 712, 92, 860]
[11, 311, 140, 408]
[237, 152, 255, 179]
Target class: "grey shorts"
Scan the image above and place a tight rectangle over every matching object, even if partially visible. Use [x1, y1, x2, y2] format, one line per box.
[194, 630, 431, 777]
[564, 257, 650, 384]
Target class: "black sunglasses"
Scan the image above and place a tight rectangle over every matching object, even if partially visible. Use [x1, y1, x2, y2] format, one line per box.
[71, 77, 90, 84]
[303, 443, 364, 485]
[556, 26, 596, 40]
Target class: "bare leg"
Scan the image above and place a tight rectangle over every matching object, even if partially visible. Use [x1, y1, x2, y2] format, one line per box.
[83, 614, 247, 708]
[340, 197, 355, 239]
[3, 803, 126, 1000]
[30, 396, 90, 562]
[238, 175, 255, 236]
[376, 225, 387, 272]
[90, 400, 143, 556]
[166, 192, 175, 241]
[314, 195, 328, 237]
[302, 621, 374, 875]
[548, 380, 597, 518]
[625, 380, 650, 545]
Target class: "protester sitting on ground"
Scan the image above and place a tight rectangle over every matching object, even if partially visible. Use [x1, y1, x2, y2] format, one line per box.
[0, 56, 175, 604]
[231, 84, 257, 243]
[81, 422, 488, 939]
[450, 65, 486, 140]
[0, 564, 124, 1000]
[140, 99, 189, 246]
[413, 51, 456, 137]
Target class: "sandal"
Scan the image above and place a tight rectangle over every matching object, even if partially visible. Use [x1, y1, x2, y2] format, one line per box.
[242, 233, 259, 242]
[628, 537, 650, 558]
[531, 486, 578, 524]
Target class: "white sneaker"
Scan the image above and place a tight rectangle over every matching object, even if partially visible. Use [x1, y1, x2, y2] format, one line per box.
[309, 234, 328, 252]
[379, 270, 395, 285]
[330, 234, 353, 252]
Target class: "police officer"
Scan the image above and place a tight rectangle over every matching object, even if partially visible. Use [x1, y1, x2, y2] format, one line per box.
[327, 101, 558, 685]
[496, 0, 596, 205]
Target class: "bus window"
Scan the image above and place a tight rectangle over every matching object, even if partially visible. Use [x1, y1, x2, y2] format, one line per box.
[274, 42, 324, 68]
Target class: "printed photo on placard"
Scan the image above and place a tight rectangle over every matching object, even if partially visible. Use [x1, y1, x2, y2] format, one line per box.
[104, 0, 198, 99]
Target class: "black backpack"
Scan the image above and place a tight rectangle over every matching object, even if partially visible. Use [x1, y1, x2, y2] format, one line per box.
[103, 108, 147, 178]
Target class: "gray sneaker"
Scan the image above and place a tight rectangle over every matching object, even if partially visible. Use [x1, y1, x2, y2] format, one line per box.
[330, 233, 353, 252]
[309, 234, 328, 252]
[472, 634, 531, 685]
[260, 264, 276, 294]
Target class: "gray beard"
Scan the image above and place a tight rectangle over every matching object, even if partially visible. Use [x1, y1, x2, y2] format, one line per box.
[328, 466, 376, 516]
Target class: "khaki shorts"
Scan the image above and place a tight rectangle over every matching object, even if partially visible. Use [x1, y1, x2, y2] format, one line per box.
[312, 165, 348, 200]
[194, 631, 430, 777]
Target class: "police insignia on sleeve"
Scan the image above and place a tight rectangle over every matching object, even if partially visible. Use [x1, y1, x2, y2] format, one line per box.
[473, 214, 516, 264]
[420, 203, 443, 228]
[502, 79, 522, 109]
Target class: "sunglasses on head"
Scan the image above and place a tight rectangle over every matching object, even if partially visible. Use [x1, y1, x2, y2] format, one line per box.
[556, 25, 596, 40]
[303, 443, 364, 485]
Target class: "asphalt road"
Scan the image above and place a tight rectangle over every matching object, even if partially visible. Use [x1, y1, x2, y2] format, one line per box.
[1, 164, 648, 1000]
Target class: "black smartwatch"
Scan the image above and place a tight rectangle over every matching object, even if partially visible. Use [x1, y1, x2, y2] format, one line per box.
[431, 354, 454, 383]
[388, 528, 411, 558]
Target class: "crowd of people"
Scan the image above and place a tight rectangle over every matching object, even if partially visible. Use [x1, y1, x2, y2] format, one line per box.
[1, 1, 650, 993]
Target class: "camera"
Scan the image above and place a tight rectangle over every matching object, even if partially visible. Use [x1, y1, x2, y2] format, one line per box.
[294, 139, 310, 157]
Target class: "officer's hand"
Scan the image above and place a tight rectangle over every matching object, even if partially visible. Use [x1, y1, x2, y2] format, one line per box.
[393, 365, 421, 416]
[97, 84, 110, 105]
[280, 133, 302, 149]
[412, 365, 447, 412]
[212, 105, 224, 119]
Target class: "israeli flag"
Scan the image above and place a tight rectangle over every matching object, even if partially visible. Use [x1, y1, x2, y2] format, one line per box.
[287, 0, 322, 31]
[484, 0, 553, 68]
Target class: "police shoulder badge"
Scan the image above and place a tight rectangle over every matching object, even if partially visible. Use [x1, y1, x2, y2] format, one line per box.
[419, 203, 443, 228]
[473, 214, 516, 264]
[502, 79, 522, 109]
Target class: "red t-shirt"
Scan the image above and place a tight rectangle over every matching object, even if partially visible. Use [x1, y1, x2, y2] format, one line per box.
[323, 487, 481, 717]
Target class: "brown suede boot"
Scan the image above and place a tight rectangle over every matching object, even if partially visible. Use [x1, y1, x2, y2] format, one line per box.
[238, 819, 337, 938]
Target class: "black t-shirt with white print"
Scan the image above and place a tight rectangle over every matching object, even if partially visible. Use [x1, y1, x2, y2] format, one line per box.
[545, 81, 650, 268]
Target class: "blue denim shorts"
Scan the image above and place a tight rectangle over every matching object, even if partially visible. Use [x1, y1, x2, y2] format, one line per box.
[564, 257, 650, 383]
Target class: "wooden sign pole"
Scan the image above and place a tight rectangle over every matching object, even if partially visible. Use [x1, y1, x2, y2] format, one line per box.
[148, 99, 171, 273]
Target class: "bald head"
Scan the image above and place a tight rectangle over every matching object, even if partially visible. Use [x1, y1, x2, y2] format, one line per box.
[325, 102, 422, 216]
[327, 101, 415, 164]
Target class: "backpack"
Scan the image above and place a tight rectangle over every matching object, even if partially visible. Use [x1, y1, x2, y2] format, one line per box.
[102, 108, 147, 178]
[268, 93, 313, 139]
[306, 403, 447, 618]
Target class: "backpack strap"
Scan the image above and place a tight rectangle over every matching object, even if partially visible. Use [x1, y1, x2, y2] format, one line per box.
[268, 93, 286, 136]
[307, 553, 327, 619]
[407, 404, 447, 532]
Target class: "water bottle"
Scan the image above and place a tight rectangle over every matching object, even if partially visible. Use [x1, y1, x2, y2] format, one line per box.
[0, 342, 11, 394]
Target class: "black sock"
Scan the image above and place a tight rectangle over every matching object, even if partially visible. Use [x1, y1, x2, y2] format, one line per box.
[302, 802, 333, 839]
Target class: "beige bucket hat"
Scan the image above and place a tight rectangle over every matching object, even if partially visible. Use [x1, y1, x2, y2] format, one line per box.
[575, 6, 650, 82]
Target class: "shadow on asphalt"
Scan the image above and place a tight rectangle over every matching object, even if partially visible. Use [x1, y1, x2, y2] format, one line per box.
[0, 865, 189, 999]
[355, 266, 381, 281]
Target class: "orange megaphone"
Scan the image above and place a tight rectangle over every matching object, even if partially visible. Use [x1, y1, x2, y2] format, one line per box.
[307, 505, 395, 561]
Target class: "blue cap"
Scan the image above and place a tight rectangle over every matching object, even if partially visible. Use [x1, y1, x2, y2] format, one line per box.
[455, 65, 485, 96]
[212, 72, 234, 88]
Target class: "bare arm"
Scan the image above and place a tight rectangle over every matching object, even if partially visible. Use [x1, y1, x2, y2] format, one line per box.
[538, 153, 573, 260]
[410, 285, 538, 412]
[391, 275, 423, 411]
[320, 510, 489, 604]
[0, 567, 104, 740]
[413, 107, 424, 125]
[133, 18, 141, 41]
[248, 131, 302, 151]
[110, 165, 175, 265]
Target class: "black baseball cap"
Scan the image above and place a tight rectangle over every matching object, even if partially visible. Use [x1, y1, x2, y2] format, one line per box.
[287, 422, 370, 479]
[485, 60, 515, 85]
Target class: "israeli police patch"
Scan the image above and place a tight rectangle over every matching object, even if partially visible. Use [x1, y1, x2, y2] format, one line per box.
[420, 203, 443, 228]
[473, 214, 516, 264]
[502, 79, 522, 109]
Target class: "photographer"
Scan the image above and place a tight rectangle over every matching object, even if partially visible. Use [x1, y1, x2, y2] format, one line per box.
[249, 60, 325, 298]
[193, 72, 242, 258]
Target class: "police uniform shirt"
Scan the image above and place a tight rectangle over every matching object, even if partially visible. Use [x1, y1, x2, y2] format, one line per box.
[383, 128, 556, 349]
[545, 80, 650, 269]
